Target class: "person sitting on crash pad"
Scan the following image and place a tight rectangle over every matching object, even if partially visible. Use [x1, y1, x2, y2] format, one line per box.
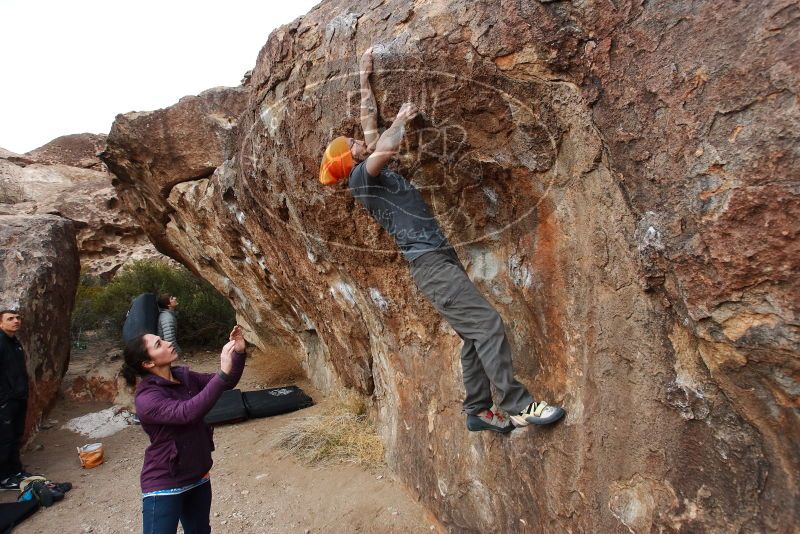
[318, 47, 565, 433]
[122, 325, 246, 534]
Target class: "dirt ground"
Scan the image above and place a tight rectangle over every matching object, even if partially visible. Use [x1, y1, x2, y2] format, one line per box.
[1, 340, 436, 533]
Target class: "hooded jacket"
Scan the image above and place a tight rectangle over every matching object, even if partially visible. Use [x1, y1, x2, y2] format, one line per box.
[134, 352, 245, 493]
[0, 332, 28, 404]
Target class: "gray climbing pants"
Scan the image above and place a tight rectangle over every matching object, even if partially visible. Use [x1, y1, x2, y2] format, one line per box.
[410, 248, 534, 415]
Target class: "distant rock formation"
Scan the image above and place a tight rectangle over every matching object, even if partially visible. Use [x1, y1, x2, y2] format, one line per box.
[101, 0, 799, 531]
[0, 134, 160, 277]
[0, 215, 80, 437]
[25, 133, 108, 171]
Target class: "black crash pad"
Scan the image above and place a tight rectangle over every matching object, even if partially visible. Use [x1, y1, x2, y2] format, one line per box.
[205, 386, 314, 425]
[122, 292, 160, 343]
[242, 386, 314, 418]
[204, 389, 247, 425]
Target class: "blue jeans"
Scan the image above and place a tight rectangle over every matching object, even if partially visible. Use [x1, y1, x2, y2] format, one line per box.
[142, 480, 212, 534]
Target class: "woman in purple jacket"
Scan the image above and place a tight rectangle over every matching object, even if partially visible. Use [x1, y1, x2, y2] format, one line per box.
[122, 325, 246, 534]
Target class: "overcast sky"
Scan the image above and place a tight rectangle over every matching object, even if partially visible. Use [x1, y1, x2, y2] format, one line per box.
[0, 0, 320, 153]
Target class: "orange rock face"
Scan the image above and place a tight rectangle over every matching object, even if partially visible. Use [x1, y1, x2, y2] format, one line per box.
[102, 0, 798, 531]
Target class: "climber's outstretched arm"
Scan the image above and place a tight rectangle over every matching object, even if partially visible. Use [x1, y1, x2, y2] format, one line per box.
[365, 102, 418, 177]
[359, 48, 380, 151]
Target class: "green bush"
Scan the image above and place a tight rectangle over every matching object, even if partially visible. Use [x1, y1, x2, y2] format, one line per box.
[72, 260, 236, 348]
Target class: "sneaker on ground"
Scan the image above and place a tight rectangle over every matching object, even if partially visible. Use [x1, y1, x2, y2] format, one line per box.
[511, 401, 565, 427]
[46, 481, 72, 494]
[466, 409, 513, 433]
[0, 474, 22, 491]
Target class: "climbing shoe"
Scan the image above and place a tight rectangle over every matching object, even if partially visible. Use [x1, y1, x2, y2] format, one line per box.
[511, 401, 565, 427]
[466, 409, 513, 433]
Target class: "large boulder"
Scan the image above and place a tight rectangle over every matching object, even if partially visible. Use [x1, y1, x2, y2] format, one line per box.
[0, 215, 80, 437]
[101, 87, 249, 268]
[101, 0, 798, 531]
[0, 135, 160, 277]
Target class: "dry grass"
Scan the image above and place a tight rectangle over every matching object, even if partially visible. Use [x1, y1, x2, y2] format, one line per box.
[271, 391, 384, 468]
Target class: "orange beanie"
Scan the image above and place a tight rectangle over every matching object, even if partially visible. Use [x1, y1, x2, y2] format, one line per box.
[319, 136, 354, 185]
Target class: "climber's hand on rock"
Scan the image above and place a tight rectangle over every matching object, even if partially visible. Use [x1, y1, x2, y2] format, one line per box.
[396, 102, 418, 122]
[360, 47, 374, 76]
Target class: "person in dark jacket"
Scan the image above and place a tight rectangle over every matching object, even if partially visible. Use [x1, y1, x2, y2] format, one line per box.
[157, 294, 181, 354]
[0, 309, 31, 490]
[122, 324, 246, 534]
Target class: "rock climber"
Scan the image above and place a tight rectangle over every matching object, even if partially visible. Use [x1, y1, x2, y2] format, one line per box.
[318, 48, 565, 433]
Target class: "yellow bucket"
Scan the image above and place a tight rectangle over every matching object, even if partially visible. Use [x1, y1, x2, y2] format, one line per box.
[77, 442, 104, 469]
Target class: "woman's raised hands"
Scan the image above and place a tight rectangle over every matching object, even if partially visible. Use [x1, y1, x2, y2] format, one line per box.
[220, 325, 245, 374]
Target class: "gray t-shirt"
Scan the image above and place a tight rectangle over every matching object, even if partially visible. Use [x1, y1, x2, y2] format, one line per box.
[349, 161, 449, 261]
